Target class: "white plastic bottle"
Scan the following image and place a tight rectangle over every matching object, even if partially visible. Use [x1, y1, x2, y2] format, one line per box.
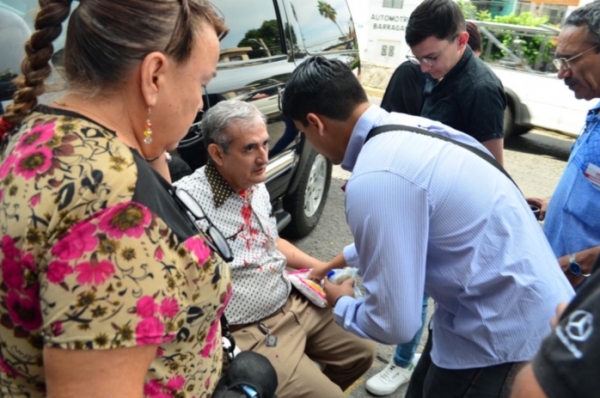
[327, 268, 363, 298]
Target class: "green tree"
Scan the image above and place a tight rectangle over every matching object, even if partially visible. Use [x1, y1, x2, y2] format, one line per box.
[317, 0, 346, 38]
[457, 1, 557, 71]
[238, 19, 282, 56]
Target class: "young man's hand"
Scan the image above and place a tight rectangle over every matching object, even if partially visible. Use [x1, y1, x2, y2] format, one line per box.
[323, 277, 355, 307]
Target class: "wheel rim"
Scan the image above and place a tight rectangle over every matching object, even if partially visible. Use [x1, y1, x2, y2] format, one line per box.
[304, 154, 327, 218]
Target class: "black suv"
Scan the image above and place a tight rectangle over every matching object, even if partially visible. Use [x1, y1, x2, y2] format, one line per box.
[0, 0, 359, 238]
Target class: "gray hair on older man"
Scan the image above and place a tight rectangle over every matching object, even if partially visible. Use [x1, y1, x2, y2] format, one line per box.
[202, 100, 267, 154]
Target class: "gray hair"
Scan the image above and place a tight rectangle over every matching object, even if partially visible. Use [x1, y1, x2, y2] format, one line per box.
[202, 100, 267, 154]
[565, 1, 600, 50]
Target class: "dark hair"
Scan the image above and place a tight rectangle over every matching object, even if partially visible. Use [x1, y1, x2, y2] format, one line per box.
[3, 0, 227, 129]
[466, 22, 482, 53]
[564, 0, 600, 51]
[281, 56, 368, 125]
[405, 0, 466, 47]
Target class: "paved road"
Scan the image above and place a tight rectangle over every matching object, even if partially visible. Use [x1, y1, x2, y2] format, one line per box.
[288, 128, 575, 398]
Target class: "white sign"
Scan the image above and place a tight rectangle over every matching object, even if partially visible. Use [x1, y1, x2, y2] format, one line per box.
[348, 0, 423, 66]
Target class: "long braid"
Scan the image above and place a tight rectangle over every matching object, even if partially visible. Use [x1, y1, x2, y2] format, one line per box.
[2, 0, 72, 132]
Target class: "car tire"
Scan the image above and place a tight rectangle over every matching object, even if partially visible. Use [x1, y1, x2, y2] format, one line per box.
[504, 103, 529, 139]
[282, 150, 331, 239]
[504, 105, 516, 138]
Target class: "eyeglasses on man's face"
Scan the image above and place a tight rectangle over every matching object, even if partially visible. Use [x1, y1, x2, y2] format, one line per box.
[553, 45, 599, 71]
[172, 187, 234, 263]
[406, 35, 459, 68]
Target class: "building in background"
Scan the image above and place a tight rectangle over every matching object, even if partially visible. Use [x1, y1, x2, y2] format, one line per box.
[347, 0, 424, 67]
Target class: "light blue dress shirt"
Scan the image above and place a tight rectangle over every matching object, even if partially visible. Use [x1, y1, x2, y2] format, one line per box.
[335, 105, 575, 369]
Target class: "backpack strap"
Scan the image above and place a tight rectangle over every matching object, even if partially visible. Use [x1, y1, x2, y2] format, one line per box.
[366, 124, 520, 191]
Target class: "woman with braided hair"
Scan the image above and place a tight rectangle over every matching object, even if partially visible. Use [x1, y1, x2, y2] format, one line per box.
[0, 1, 233, 397]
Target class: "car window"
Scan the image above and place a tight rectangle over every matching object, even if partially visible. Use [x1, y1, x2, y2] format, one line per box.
[213, 0, 283, 63]
[0, 5, 31, 75]
[288, 0, 354, 54]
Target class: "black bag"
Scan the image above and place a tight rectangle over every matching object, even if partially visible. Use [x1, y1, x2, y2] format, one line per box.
[215, 316, 278, 398]
[213, 351, 278, 398]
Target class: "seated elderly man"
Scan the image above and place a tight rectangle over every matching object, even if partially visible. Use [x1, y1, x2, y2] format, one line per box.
[174, 100, 375, 398]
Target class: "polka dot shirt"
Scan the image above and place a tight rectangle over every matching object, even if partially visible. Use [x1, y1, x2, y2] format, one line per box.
[174, 163, 290, 325]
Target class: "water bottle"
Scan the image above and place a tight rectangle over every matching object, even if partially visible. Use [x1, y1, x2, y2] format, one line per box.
[326, 268, 363, 298]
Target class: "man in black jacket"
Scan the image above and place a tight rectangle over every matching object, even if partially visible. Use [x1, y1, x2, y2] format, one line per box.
[405, 0, 506, 165]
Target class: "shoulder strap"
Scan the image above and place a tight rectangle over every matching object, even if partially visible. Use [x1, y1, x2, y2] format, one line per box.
[366, 124, 520, 191]
[418, 69, 426, 111]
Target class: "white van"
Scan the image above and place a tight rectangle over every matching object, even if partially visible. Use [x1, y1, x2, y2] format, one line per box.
[473, 20, 593, 137]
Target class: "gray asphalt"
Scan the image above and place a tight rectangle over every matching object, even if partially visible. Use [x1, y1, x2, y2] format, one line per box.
[288, 128, 575, 398]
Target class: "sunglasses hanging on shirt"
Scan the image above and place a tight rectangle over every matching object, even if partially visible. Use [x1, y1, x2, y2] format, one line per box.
[170, 186, 234, 263]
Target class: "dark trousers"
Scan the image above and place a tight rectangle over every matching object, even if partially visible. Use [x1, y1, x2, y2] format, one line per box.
[406, 331, 525, 398]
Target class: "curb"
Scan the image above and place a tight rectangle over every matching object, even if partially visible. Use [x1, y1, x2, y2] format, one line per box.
[363, 86, 385, 98]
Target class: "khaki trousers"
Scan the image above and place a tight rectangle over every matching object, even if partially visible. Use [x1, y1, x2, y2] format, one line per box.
[232, 291, 376, 398]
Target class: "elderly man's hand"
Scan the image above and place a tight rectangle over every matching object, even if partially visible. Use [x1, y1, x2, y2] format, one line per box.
[323, 277, 355, 307]
[308, 261, 331, 282]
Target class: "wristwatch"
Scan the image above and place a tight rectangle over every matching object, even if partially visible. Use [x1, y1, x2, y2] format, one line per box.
[569, 253, 591, 277]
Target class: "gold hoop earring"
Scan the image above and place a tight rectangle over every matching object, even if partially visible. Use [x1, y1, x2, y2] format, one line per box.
[143, 108, 153, 144]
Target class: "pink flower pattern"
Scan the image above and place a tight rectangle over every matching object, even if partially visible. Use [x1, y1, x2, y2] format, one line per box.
[144, 379, 164, 397]
[135, 317, 165, 345]
[47, 261, 74, 284]
[74, 259, 115, 286]
[155, 246, 164, 261]
[14, 146, 53, 180]
[2, 258, 25, 291]
[51, 222, 98, 261]
[21, 253, 35, 272]
[98, 202, 152, 239]
[2, 235, 20, 259]
[184, 236, 211, 265]
[145, 375, 188, 398]
[51, 321, 63, 336]
[1, 236, 37, 292]
[136, 296, 159, 318]
[159, 297, 179, 318]
[0, 357, 22, 377]
[5, 287, 42, 331]
[15, 122, 56, 154]
[29, 193, 40, 207]
[166, 375, 185, 390]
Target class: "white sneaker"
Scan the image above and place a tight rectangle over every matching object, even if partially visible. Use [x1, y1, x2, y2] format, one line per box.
[365, 354, 422, 396]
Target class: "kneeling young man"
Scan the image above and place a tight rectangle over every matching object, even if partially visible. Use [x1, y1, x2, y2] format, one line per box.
[174, 100, 375, 398]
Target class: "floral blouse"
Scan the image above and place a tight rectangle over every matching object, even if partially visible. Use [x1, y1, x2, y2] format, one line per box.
[0, 106, 232, 397]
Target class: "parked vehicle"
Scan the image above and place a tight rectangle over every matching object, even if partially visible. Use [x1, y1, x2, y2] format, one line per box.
[473, 20, 592, 138]
[491, 65, 590, 137]
[0, 0, 359, 238]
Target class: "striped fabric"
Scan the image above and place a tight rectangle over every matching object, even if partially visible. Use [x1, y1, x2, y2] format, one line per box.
[334, 105, 575, 369]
